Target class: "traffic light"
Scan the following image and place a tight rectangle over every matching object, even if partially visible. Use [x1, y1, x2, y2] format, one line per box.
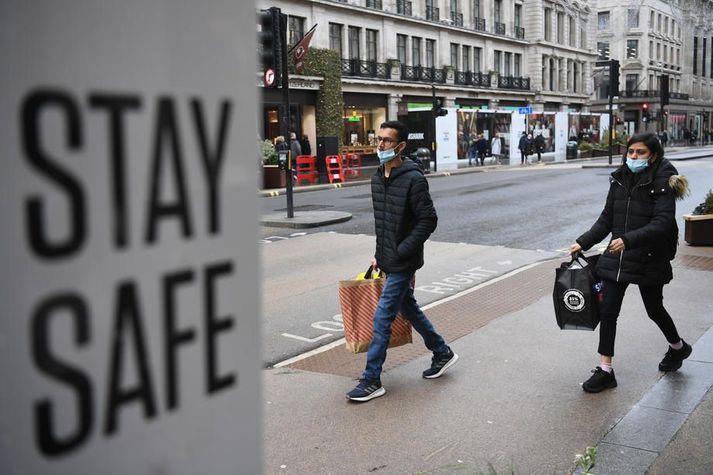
[258, 7, 283, 88]
[642, 102, 650, 121]
[432, 96, 448, 117]
[609, 59, 620, 97]
[660, 74, 670, 107]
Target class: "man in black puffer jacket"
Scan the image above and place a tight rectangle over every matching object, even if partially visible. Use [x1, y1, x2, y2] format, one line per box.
[347, 120, 458, 402]
[570, 132, 691, 393]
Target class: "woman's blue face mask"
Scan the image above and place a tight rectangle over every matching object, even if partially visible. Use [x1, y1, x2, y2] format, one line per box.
[626, 142, 652, 173]
[626, 158, 650, 173]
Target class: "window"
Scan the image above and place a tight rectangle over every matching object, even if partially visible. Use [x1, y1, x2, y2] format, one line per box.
[412, 36, 421, 66]
[597, 42, 610, 60]
[625, 74, 638, 92]
[450, 43, 459, 68]
[515, 4, 521, 27]
[474, 46, 482, 72]
[569, 16, 576, 46]
[649, 10, 654, 29]
[580, 23, 587, 49]
[627, 9, 639, 28]
[627, 40, 638, 59]
[693, 37, 698, 75]
[426, 39, 435, 68]
[494, 50, 501, 73]
[656, 42, 660, 60]
[557, 12, 564, 43]
[657, 13, 661, 32]
[514, 53, 521, 76]
[348, 26, 360, 59]
[649, 40, 653, 58]
[366, 29, 377, 62]
[473, 0, 480, 17]
[329, 23, 343, 56]
[462, 45, 470, 71]
[664, 17, 668, 35]
[397, 34, 407, 64]
[544, 8, 552, 41]
[288, 16, 305, 46]
[494, 0, 502, 23]
[598, 12, 610, 31]
[549, 58, 555, 90]
[573, 62, 578, 92]
[504, 52, 511, 76]
[703, 38, 707, 77]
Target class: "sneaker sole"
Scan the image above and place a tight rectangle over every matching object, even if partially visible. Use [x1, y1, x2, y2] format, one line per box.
[347, 387, 386, 402]
[423, 353, 459, 379]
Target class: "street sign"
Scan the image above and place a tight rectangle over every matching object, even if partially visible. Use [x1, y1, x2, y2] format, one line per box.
[518, 106, 533, 114]
[0, 1, 261, 473]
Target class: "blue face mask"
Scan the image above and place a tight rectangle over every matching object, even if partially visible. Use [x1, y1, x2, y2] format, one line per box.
[377, 145, 401, 165]
[626, 158, 650, 173]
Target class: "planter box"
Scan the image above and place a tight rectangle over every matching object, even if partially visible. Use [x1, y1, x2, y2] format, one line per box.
[683, 214, 713, 246]
[262, 165, 287, 189]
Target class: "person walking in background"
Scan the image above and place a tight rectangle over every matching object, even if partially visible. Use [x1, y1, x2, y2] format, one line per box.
[300, 134, 311, 156]
[346, 120, 458, 402]
[491, 134, 502, 165]
[534, 133, 545, 163]
[476, 134, 488, 166]
[289, 132, 302, 161]
[569, 132, 691, 393]
[518, 132, 529, 165]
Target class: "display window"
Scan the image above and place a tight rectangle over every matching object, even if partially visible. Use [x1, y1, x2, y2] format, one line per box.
[526, 113, 556, 152]
[342, 106, 386, 147]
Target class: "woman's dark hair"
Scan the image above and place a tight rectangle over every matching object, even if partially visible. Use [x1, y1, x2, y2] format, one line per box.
[625, 132, 664, 162]
[380, 120, 409, 143]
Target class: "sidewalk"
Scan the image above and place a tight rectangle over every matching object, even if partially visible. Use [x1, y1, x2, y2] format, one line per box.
[264, 243, 713, 474]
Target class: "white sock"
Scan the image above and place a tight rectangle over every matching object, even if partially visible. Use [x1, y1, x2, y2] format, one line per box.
[600, 363, 613, 373]
[670, 340, 684, 350]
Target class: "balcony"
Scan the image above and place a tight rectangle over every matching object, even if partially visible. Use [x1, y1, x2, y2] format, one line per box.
[396, 0, 412, 16]
[515, 26, 525, 39]
[619, 89, 689, 100]
[497, 75, 530, 90]
[341, 59, 391, 79]
[494, 22, 506, 35]
[472, 17, 486, 32]
[400, 65, 446, 83]
[426, 6, 439, 22]
[454, 71, 491, 88]
[365, 0, 382, 9]
[450, 11, 463, 26]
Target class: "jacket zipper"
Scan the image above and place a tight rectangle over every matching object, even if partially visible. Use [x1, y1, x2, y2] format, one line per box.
[613, 175, 653, 282]
[378, 172, 387, 265]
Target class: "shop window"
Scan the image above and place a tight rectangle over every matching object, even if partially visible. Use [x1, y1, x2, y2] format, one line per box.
[342, 106, 387, 148]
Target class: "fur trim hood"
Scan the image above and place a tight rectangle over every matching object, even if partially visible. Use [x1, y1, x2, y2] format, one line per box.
[669, 174, 690, 200]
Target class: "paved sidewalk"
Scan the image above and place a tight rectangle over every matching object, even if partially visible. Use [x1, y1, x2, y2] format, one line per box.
[264, 244, 713, 474]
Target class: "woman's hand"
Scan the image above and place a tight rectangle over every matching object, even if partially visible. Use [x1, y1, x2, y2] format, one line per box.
[569, 243, 582, 255]
[608, 238, 626, 254]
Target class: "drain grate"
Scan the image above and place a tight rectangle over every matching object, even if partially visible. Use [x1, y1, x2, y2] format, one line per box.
[285, 259, 558, 378]
[674, 254, 713, 272]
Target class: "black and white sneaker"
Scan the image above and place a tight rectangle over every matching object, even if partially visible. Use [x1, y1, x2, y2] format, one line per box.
[422, 350, 459, 379]
[346, 379, 385, 402]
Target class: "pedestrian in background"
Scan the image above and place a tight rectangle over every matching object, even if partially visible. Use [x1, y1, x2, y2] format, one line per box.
[347, 120, 458, 402]
[491, 134, 502, 165]
[534, 133, 545, 163]
[518, 131, 529, 165]
[570, 132, 691, 393]
[300, 134, 311, 156]
[474, 134, 487, 166]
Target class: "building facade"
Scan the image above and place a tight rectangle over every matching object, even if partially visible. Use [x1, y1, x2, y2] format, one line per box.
[591, 0, 713, 142]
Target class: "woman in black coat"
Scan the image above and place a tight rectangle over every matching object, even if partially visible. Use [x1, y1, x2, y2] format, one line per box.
[570, 132, 691, 393]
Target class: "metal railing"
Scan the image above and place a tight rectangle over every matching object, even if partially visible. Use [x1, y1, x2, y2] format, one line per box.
[396, 0, 412, 15]
[494, 21, 506, 35]
[472, 16, 486, 31]
[341, 59, 391, 79]
[426, 6, 439, 21]
[454, 71, 491, 87]
[497, 76, 530, 90]
[620, 89, 689, 100]
[400, 65, 446, 83]
[515, 26, 525, 39]
[450, 11, 463, 26]
[365, 0, 382, 9]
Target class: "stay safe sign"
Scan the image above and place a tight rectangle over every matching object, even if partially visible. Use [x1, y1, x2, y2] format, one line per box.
[0, 1, 261, 473]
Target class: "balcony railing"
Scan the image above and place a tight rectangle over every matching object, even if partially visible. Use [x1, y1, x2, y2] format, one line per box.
[515, 26, 525, 39]
[498, 75, 530, 90]
[365, 0, 382, 9]
[341, 59, 391, 79]
[620, 89, 689, 100]
[454, 71, 491, 87]
[396, 0, 412, 16]
[426, 6, 439, 21]
[400, 65, 446, 83]
[494, 21, 506, 35]
[450, 11, 463, 26]
[472, 16, 486, 31]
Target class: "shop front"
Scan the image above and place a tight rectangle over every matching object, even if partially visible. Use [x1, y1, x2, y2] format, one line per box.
[342, 92, 387, 154]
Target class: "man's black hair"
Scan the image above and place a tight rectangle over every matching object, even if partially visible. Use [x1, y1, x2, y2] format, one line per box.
[380, 120, 409, 143]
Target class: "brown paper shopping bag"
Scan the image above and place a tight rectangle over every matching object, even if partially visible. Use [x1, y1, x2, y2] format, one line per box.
[338, 267, 413, 353]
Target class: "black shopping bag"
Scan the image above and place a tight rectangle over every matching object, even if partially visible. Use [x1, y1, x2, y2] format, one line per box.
[553, 252, 601, 331]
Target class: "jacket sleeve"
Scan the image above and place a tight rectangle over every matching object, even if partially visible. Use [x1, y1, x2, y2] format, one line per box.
[397, 174, 437, 258]
[577, 183, 615, 250]
[621, 180, 676, 250]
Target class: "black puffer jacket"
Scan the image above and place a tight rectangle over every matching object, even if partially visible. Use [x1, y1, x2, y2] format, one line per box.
[577, 158, 687, 286]
[372, 159, 438, 273]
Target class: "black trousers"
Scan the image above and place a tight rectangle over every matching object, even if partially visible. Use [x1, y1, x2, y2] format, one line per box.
[598, 280, 681, 357]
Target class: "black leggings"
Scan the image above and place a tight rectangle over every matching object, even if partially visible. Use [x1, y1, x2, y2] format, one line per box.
[598, 280, 681, 357]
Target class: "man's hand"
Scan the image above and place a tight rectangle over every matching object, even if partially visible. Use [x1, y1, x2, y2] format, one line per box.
[371, 257, 377, 268]
[608, 238, 626, 254]
[569, 243, 582, 255]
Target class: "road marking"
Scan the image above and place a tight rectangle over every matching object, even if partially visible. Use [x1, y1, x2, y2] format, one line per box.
[417, 266, 498, 295]
[281, 332, 333, 343]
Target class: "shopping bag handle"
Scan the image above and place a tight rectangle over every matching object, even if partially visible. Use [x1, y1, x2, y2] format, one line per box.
[570, 251, 590, 267]
[364, 265, 382, 280]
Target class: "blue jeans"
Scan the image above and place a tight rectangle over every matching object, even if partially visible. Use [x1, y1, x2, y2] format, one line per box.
[363, 271, 449, 381]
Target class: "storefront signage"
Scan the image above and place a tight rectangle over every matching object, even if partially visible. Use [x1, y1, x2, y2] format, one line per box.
[0, 2, 260, 474]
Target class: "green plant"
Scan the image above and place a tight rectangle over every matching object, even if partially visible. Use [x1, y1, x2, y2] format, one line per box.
[574, 446, 597, 474]
[579, 142, 593, 152]
[692, 189, 713, 215]
[260, 139, 278, 165]
[298, 48, 344, 146]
